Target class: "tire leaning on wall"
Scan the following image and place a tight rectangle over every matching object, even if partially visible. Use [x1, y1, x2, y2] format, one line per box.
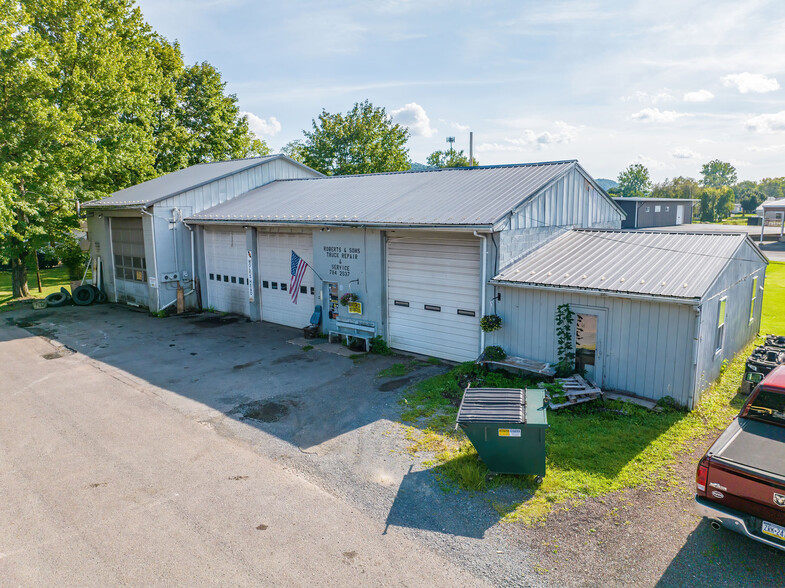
[72, 285, 96, 306]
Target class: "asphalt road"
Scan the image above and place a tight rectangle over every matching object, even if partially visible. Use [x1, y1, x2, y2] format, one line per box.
[0, 325, 483, 587]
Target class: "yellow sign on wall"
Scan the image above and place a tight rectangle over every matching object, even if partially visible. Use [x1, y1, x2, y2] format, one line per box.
[348, 301, 362, 315]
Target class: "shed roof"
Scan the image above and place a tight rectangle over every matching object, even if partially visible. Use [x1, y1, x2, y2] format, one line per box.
[613, 197, 698, 203]
[761, 197, 785, 212]
[83, 155, 313, 208]
[186, 160, 608, 227]
[492, 229, 765, 300]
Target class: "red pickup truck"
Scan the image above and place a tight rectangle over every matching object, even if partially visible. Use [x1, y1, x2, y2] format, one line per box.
[695, 365, 785, 551]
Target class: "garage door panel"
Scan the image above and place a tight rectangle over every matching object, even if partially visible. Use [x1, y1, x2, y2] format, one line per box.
[258, 232, 315, 328]
[205, 229, 248, 316]
[111, 217, 149, 306]
[387, 236, 481, 362]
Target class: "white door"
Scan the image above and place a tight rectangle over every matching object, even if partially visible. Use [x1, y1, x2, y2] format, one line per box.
[204, 228, 249, 315]
[258, 232, 315, 328]
[573, 308, 606, 386]
[676, 205, 684, 225]
[387, 234, 481, 362]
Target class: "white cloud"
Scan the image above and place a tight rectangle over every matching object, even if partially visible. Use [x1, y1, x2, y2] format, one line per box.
[631, 154, 668, 170]
[683, 89, 714, 103]
[629, 108, 689, 123]
[747, 144, 785, 153]
[241, 112, 281, 137]
[670, 147, 700, 159]
[451, 122, 470, 132]
[621, 90, 675, 104]
[746, 110, 785, 133]
[391, 102, 437, 137]
[476, 121, 582, 152]
[721, 72, 780, 94]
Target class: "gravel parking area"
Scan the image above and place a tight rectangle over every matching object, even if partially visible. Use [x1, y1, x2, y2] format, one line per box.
[3, 304, 784, 586]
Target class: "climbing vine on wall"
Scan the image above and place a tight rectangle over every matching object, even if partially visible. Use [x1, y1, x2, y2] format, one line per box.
[555, 303, 576, 377]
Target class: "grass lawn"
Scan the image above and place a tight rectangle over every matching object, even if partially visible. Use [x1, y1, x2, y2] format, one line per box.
[762, 261, 785, 335]
[400, 260, 785, 524]
[0, 266, 75, 312]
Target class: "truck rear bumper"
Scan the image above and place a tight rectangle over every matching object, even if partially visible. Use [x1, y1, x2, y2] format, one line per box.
[695, 496, 785, 552]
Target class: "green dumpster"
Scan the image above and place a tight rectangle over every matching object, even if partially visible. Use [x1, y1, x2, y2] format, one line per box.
[456, 387, 548, 477]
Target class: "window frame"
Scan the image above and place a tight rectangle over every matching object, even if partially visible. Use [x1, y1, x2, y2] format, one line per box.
[749, 277, 758, 323]
[715, 297, 727, 354]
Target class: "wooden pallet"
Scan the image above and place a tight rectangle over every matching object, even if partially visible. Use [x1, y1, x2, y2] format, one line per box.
[548, 374, 602, 410]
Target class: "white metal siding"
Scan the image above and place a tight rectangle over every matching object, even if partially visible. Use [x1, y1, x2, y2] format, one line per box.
[258, 232, 315, 328]
[510, 170, 622, 230]
[204, 228, 248, 315]
[387, 235, 481, 362]
[488, 288, 698, 406]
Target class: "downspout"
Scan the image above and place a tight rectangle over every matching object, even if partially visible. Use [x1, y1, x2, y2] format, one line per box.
[474, 230, 487, 354]
[140, 208, 160, 311]
[689, 304, 702, 409]
[183, 221, 196, 291]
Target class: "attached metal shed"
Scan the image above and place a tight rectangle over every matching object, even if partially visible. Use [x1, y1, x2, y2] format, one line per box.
[82, 155, 321, 311]
[489, 229, 768, 408]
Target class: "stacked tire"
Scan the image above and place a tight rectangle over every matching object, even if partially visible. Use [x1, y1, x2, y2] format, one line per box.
[44, 285, 107, 308]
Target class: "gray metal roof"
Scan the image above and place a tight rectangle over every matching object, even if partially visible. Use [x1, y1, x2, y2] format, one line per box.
[492, 229, 762, 300]
[83, 155, 302, 208]
[187, 161, 578, 227]
[613, 197, 699, 203]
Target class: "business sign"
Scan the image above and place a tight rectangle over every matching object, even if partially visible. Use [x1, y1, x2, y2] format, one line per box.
[247, 250, 254, 302]
[348, 301, 362, 315]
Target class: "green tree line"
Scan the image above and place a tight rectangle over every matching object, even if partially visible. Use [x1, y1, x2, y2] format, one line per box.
[1, 0, 267, 297]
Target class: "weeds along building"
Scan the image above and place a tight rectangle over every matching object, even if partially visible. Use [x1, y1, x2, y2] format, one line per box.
[84, 157, 767, 407]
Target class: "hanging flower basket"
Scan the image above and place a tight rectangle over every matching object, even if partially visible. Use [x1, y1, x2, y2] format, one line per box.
[480, 314, 502, 332]
[340, 292, 359, 307]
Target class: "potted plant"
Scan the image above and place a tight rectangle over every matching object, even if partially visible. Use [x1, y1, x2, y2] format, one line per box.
[480, 313, 502, 332]
[340, 292, 359, 307]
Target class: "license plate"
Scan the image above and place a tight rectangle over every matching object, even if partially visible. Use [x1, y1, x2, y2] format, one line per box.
[762, 520, 785, 541]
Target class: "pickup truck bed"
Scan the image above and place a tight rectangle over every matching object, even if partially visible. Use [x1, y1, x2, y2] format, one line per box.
[714, 418, 785, 481]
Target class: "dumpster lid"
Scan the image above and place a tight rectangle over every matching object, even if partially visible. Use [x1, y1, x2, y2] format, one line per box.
[456, 387, 526, 423]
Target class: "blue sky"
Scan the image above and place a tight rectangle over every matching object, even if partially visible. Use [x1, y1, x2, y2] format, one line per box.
[136, 0, 785, 182]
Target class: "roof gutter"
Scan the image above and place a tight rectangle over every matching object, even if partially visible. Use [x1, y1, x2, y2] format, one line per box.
[490, 279, 701, 306]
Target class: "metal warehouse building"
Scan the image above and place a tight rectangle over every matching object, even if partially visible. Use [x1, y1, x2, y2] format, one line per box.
[614, 197, 696, 228]
[82, 155, 321, 311]
[184, 160, 624, 362]
[490, 230, 767, 408]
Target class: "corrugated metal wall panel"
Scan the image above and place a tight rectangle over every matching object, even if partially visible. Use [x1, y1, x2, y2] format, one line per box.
[694, 240, 767, 404]
[488, 287, 697, 406]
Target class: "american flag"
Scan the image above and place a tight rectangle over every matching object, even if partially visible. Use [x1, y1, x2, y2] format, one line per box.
[290, 250, 308, 304]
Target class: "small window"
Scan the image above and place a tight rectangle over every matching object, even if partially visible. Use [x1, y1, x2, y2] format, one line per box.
[281, 283, 287, 291]
[457, 309, 476, 317]
[272, 282, 278, 289]
[238, 277, 244, 285]
[300, 285, 307, 294]
[664, 206, 670, 212]
[209, 273, 214, 280]
[750, 277, 758, 322]
[654, 205, 661, 213]
[223, 275, 229, 283]
[216, 274, 221, 281]
[262, 281, 269, 288]
[231, 276, 236, 284]
[715, 297, 727, 353]
[394, 300, 409, 307]
[424, 304, 441, 312]
[310, 287, 315, 295]
[645, 206, 651, 212]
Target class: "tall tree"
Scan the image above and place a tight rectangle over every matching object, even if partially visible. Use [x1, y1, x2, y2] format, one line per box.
[426, 149, 477, 168]
[651, 176, 700, 200]
[1, 0, 265, 297]
[290, 100, 410, 176]
[700, 159, 737, 188]
[617, 164, 651, 198]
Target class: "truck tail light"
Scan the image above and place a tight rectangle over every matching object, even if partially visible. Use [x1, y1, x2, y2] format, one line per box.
[696, 459, 708, 495]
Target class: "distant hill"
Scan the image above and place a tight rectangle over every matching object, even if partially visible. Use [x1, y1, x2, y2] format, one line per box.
[410, 162, 437, 172]
[596, 178, 618, 191]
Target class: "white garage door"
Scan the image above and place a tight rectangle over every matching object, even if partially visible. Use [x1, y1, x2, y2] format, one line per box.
[258, 232, 315, 328]
[204, 229, 249, 315]
[387, 235, 481, 362]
